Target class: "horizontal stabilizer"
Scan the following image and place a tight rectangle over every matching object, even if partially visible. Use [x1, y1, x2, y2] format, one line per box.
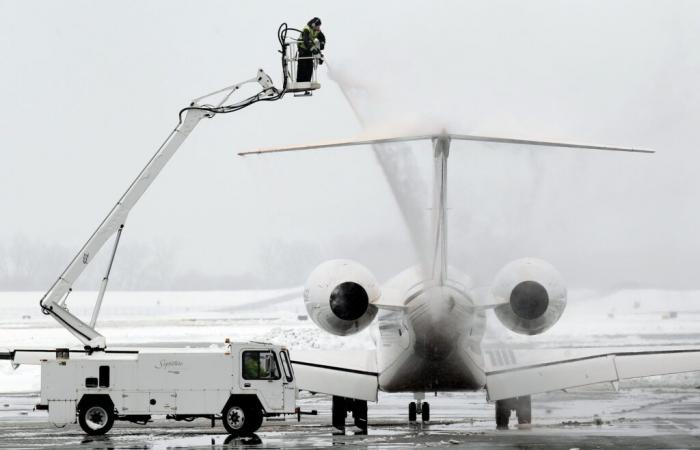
[238, 132, 654, 156]
[448, 134, 654, 153]
[239, 134, 435, 155]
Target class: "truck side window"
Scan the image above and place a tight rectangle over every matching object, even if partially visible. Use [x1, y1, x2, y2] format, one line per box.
[99, 365, 110, 388]
[280, 350, 294, 382]
[242, 351, 281, 380]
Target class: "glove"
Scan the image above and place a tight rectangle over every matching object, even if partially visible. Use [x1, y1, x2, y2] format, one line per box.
[311, 48, 320, 55]
[319, 58, 324, 65]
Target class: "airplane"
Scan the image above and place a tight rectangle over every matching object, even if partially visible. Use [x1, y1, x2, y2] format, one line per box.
[239, 131, 700, 434]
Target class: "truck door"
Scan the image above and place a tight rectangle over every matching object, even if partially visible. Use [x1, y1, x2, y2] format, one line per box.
[279, 350, 296, 411]
[239, 350, 283, 411]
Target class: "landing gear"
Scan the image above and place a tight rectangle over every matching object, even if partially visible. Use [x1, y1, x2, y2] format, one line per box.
[495, 395, 531, 430]
[408, 402, 417, 422]
[332, 396, 367, 435]
[408, 393, 430, 423]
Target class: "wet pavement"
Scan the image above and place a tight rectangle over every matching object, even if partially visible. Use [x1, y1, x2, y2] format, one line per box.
[4, 290, 700, 448]
[2, 387, 700, 448]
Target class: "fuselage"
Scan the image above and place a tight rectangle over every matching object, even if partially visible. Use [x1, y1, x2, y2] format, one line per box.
[361, 135, 490, 393]
[371, 266, 487, 393]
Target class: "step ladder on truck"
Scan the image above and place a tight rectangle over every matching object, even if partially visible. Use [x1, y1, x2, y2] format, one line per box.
[0, 23, 320, 436]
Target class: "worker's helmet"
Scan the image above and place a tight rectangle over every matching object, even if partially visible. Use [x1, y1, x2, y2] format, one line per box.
[308, 17, 322, 27]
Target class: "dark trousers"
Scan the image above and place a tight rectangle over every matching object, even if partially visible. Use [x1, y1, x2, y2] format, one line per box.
[296, 48, 314, 82]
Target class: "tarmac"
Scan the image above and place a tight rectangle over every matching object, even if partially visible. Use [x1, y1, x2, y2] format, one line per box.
[2, 386, 700, 449]
[3, 289, 700, 448]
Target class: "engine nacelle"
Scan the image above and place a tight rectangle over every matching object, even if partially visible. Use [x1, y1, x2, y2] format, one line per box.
[304, 259, 380, 336]
[492, 258, 567, 335]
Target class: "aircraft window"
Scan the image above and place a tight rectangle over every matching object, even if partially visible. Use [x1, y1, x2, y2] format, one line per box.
[242, 351, 281, 380]
[280, 350, 294, 382]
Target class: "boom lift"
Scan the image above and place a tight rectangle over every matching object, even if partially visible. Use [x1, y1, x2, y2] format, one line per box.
[38, 23, 321, 351]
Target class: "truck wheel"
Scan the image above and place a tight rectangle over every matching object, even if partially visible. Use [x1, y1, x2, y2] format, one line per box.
[223, 404, 262, 435]
[78, 402, 114, 435]
[246, 408, 264, 433]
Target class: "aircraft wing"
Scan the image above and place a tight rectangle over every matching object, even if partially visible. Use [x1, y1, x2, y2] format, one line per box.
[291, 349, 379, 402]
[371, 286, 408, 311]
[485, 347, 700, 401]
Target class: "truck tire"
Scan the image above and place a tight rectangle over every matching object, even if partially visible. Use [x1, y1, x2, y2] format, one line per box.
[223, 404, 262, 435]
[247, 408, 264, 433]
[78, 401, 115, 435]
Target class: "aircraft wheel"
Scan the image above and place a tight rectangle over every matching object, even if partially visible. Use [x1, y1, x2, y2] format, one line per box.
[421, 402, 430, 422]
[495, 399, 511, 430]
[516, 396, 531, 424]
[408, 402, 417, 422]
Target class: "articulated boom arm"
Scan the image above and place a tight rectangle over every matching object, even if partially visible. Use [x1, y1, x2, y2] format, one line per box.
[40, 70, 280, 350]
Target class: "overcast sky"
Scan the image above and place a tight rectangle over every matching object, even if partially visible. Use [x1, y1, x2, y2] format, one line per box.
[1, 1, 699, 291]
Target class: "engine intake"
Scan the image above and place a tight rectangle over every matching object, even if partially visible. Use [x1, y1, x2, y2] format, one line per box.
[330, 282, 369, 320]
[304, 260, 379, 336]
[492, 258, 566, 335]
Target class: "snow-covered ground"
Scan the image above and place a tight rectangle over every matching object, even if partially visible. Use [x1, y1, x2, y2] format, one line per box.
[2, 288, 700, 393]
[0, 288, 372, 393]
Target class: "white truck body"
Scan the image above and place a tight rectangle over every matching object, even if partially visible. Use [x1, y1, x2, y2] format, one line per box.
[37, 342, 298, 431]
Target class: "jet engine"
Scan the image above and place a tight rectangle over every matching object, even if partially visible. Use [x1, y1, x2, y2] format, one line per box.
[492, 258, 567, 335]
[304, 259, 380, 336]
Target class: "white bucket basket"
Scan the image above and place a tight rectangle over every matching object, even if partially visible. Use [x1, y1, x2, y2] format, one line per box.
[284, 41, 321, 94]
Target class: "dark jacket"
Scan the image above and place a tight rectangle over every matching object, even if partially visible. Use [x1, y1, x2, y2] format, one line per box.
[298, 26, 326, 51]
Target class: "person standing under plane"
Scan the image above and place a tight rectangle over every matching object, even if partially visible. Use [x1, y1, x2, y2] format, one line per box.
[296, 17, 325, 83]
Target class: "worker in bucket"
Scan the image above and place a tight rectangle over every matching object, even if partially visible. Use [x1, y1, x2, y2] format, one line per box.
[296, 17, 325, 83]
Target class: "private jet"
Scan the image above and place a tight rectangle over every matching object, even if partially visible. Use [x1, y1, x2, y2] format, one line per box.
[240, 131, 700, 434]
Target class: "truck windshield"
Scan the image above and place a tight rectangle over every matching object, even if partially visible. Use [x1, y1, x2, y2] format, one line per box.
[280, 350, 294, 382]
[242, 350, 281, 380]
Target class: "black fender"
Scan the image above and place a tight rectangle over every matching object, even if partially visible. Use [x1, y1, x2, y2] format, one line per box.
[221, 394, 264, 414]
[77, 394, 115, 412]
